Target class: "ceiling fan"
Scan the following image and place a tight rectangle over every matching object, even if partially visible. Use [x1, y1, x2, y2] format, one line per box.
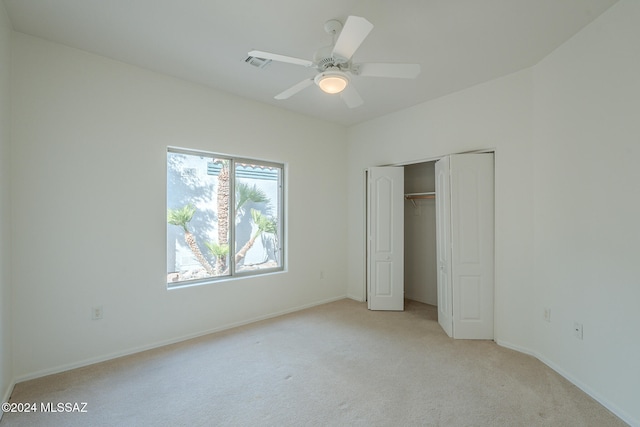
[248, 16, 421, 108]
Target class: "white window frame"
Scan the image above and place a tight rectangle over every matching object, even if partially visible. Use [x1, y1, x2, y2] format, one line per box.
[167, 147, 285, 288]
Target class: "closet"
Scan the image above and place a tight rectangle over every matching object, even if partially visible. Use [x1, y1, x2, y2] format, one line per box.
[404, 162, 437, 307]
[366, 153, 494, 340]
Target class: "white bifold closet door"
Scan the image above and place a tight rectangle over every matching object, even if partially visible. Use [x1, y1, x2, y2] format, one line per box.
[436, 154, 494, 339]
[367, 167, 404, 311]
[436, 156, 454, 337]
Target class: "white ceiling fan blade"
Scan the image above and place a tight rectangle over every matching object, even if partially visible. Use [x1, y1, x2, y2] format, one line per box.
[356, 63, 421, 79]
[340, 84, 363, 109]
[274, 78, 314, 100]
[331, 16, 373, 62]
[248, 50, 313, 67]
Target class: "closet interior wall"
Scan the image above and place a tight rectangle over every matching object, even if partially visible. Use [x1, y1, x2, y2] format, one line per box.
[404, 161, 437, 306]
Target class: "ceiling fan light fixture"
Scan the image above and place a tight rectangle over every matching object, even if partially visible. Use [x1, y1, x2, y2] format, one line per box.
[315, 69, 349, 94]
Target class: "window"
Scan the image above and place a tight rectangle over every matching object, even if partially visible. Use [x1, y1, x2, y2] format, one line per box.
[167, 148, 284, 286]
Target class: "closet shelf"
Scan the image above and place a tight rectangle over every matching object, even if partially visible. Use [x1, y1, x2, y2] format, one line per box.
[405, 192, 435, 198]
[405, 192, 435, 207]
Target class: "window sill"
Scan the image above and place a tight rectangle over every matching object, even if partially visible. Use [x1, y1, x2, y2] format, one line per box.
[167, 268, 286, 290]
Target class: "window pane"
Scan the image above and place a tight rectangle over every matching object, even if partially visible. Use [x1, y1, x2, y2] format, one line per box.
[234, 162, 282, 273]
[167, 152, 230, 284]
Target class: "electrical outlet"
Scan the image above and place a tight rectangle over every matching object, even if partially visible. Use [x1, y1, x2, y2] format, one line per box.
[574, 322, 583, 340]
[544, 308, 551, 322]
[91, 306, 103, 320]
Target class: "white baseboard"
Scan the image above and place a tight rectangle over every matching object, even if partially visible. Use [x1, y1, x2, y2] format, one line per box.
[15, 295, 347, 384]
[496, 339, 637, 427]
[404, 295, 437, 306]
[495, 339, 537, 357]
[0, 378, 16, 421]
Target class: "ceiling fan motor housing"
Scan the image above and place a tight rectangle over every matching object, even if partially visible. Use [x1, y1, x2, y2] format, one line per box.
[314, 45, 349, 70]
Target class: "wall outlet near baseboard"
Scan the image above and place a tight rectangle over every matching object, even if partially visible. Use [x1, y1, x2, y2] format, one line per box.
[544, 308, 551, 322]
[91, 305, 103, 320]
[574, 322, 583, 340]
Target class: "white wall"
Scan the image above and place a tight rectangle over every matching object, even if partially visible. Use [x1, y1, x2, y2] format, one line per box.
[348, 1, 639, 424]
[531, 1, 640, 424]
[0, 0, 13, 405]
[10, 33, 348, 379]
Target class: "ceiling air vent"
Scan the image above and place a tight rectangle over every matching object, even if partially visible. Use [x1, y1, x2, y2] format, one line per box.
[245, 55, 272, 69]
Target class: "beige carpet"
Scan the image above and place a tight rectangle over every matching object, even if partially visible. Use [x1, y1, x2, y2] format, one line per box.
[1, 299, 626, 426]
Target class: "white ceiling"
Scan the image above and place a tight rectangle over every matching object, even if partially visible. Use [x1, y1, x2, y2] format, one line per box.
[3, 0, 618, 126]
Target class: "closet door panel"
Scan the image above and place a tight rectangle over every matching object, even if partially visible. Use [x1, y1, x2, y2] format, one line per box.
[459, 275, 481, 320]
[456, 168, 481, 264]
[435, 157, 453, 337]
[367, 167, 404, 311]
[450, 154, 494, 339]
